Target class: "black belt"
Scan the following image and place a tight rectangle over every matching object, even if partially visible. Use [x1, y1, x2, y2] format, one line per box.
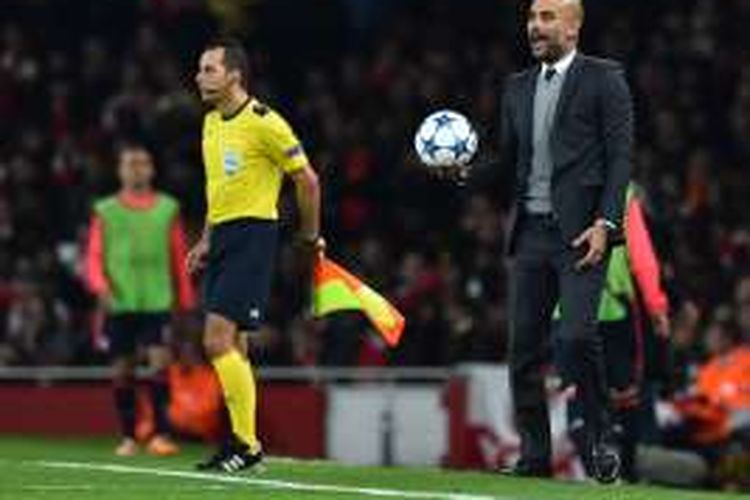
[523, 211, 560, 230]
[525, 211, 558, 222]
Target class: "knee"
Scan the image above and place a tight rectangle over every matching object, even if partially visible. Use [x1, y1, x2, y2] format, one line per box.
[203, 332, 234, 359]
[112, 358, 135, 384]
[147, 347, 171, 372]
[203, 315, 237, 359]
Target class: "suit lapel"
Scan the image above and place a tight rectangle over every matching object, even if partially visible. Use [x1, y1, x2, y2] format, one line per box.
[551, 54, 584, 136]
[521, 66, 539, 146]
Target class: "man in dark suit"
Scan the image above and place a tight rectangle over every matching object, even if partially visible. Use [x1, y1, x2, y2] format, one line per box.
[499, 0, 633, 482]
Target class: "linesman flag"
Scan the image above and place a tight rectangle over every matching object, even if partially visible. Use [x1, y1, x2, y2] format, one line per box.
[312, 257, 405, 347]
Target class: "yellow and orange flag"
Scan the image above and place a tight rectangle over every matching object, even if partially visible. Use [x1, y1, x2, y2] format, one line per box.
[312, 257, 405, 347]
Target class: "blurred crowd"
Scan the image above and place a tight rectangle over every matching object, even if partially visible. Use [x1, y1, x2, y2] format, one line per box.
[1, 0, 750, 394]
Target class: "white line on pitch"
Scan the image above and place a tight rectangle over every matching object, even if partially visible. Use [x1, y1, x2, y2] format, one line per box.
[17, 485, 96, 491]
[31, 460, 508, 500]
[17, 484, 231, 492]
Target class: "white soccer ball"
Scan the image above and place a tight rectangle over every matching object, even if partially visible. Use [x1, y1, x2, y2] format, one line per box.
[414, 109, 478, 167]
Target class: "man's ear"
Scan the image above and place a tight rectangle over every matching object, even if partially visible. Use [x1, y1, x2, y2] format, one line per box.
[228, 68, 242, 86]
[565, 26, 580, 45]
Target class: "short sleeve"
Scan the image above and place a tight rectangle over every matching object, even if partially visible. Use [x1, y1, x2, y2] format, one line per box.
[262, 113, 309, 173]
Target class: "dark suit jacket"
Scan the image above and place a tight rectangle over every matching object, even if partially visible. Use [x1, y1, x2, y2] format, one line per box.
[503, 54, 633, 255]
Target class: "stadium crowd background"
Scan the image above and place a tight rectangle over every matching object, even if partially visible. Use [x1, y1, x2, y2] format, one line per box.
[1, 0, 749, 389]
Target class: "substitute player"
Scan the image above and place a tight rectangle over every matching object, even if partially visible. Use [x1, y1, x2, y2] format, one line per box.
[189, 38, 322, 472]
[555, 182, 670, 481]
[86, 143, 196, 456]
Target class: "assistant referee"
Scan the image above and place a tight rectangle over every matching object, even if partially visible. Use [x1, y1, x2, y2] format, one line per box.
[188, 37, 323, 472]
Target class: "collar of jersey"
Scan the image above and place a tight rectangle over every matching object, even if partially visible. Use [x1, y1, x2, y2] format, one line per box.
[222, 97, 253, 121]
[118, 190, 158, 210]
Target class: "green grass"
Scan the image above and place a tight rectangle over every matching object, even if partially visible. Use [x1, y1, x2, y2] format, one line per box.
[0, 436, 743, 499]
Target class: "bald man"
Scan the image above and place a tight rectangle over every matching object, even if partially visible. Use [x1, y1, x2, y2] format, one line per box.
[497, 0, 632, 483]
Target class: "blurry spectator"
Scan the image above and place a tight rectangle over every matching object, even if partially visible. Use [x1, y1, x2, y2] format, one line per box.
[136, 337, 224, 443]
[661, 308, 750, 487]
[734, 275, 750, 342]
[84, 143, 194, 457]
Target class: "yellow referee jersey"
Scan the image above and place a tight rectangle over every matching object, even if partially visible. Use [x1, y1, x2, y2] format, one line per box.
[201, 98, 309, 224]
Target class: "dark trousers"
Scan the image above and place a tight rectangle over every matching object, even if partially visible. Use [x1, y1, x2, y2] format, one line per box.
[564, 319, 640, 481]
[508, 214, 609, 470]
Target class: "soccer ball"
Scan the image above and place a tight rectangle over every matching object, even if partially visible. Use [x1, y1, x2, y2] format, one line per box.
[414, 109, 478, 167]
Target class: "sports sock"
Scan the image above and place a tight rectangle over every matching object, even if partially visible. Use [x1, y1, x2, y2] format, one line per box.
[148, 369, 171, 436]
[211, 349, 259, 453]
[113, 378, 137, 439]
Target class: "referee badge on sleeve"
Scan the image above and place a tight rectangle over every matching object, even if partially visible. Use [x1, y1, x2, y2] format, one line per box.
[284, 145, 303, 158]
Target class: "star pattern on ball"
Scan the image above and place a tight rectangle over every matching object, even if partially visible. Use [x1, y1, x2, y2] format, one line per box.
[420, 136, 440, 157]
[414, 110, 478, 167]
[434, 113, 455, 128]
[451, 137, 470, 158]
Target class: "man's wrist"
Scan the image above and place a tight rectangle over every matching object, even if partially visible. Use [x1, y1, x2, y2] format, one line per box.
[594, 218, 617, 231]
[297, 233, 321, 245]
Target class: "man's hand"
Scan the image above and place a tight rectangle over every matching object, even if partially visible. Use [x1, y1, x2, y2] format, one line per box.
[295, 235, 326, 297]
[572, 219, 609, 271]
[652, 311, 671, 338]
[186, 237, 210, 275]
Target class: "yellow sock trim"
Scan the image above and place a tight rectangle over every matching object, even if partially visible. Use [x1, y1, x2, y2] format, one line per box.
[212, 350, 259, 452]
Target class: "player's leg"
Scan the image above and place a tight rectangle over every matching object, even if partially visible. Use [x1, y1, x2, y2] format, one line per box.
[234, 328, 259, 452]
[604, 318, 641, 482]
[198, 313, 263, 472]
[235, 329, 260, 446]
[198, 219, 277, 472]
[204, 314, 260, 452]
[142, 314, 180, 455]
[565, 320, 637, 481]
[236, 331, 249, 360]
[108, 315, 139, 456]
[145, 344, 172, 440]
[556, 253, 617, 482]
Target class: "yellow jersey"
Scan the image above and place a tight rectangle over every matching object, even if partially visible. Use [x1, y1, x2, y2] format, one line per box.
[201, 98, 309, 224]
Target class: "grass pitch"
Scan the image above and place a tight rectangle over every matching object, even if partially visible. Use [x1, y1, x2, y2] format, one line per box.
[0, 436, 741, 499]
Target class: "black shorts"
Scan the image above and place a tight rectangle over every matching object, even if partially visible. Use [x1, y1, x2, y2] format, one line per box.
[203, 217, 278, 331]
[105, 312, 171, 358]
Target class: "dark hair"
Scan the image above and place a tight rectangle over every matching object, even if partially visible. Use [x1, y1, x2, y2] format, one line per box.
[115, 140, 153, 162]
[203, 37, 250, 87]
[116, 140, 149, 155]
